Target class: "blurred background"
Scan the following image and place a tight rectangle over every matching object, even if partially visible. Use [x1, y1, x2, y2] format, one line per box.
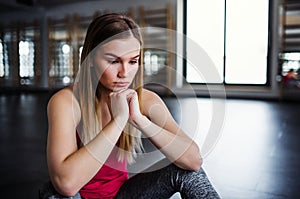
[0, 0, 299, 99]
[0, 0, 300, 198]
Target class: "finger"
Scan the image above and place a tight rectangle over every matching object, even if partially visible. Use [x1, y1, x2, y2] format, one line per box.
[127, 91, 139, 104]
[128, 92, 140, 113]
[117, 89, 136, 100]
[128, 91, 138, 102]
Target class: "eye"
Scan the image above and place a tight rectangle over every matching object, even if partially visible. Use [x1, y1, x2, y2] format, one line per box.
[129, 60, 138, 65]
[108, 60, 119, 64]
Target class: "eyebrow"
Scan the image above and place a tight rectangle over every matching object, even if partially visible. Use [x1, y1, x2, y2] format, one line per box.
[104, 53, 140, 59]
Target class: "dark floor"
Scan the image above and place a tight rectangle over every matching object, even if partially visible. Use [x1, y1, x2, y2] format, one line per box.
[0, 91, 300, 198]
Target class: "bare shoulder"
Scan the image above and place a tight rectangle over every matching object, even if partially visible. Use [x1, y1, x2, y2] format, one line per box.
[141, 88, 164, 104]
[48, 86, 74, 107]
[48, 86, 81, 124]
[140, 88, 177, 128]
[141, 88, 168, 115]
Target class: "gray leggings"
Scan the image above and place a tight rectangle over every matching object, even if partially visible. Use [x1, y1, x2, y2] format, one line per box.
[39, 164, 220, 199]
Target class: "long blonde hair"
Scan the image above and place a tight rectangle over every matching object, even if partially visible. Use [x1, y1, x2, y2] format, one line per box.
[75, 13, 144, 163]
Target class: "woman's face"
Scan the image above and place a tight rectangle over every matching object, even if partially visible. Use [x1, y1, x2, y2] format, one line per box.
[94, 36, 141, 92]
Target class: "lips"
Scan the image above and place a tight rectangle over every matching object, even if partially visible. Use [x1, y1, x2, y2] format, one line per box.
[114, 82, 129, 87]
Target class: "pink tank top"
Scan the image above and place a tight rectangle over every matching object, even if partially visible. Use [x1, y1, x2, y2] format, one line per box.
[79, 146, 128, 199]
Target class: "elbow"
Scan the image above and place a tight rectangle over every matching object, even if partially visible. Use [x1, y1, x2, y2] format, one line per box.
[187, 152, 203, 172]
[51, 177, 80, 197]
[177, 154, 203, 172]
[191, 156, 203, 172]
[187, 146, 203, 172]
[187, 157, 203, 172]
[58, 187, 79, 198]
[55, 183, 79, 197]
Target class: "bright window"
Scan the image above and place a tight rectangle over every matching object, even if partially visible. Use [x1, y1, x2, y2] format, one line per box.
[0, 40, 4, 77]
[185, 0, 269, 84]
[281, 52, 300, 74]
[186, 0, 224, 83]
[19, 40, 35, 78]
[225, 0, 269, 84]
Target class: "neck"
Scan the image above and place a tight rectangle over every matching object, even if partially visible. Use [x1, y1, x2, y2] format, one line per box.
[96, 83, 111, 104]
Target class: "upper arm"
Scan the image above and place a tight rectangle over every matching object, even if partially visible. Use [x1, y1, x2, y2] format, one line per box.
[142, 89, 181, 135]
[46, 89, 81, 174]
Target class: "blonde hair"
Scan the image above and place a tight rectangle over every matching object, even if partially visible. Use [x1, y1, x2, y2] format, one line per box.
[75, 13, 144, 163]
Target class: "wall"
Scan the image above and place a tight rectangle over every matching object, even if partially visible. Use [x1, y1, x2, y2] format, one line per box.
[1, 0, 298, 100]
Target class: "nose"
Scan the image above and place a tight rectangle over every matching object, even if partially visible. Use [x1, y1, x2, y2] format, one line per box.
[117, 62, 128, 78]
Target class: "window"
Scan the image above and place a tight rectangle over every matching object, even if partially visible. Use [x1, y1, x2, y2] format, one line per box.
[185, 0, 269, 85]
[0, 40, 4, 77]
[281, 52, 300, 75]
[19, 40, 35, 78]
[225, 0, 269, 84]
[0, 38, 9, 78]
[186, 0, 224, 83]
[48, 41, 73, 84]
[48, 16, 76, 86]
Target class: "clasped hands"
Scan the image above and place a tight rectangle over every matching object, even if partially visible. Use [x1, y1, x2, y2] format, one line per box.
[108, 89, 147, 130]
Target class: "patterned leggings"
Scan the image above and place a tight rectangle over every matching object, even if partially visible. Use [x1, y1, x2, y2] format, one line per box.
[39, 164, 221, 199]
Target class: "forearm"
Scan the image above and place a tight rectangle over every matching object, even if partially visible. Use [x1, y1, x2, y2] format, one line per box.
[137, 116, 202, 171]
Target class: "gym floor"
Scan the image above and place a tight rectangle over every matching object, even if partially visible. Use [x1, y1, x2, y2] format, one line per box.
[0, 91, 299, 198]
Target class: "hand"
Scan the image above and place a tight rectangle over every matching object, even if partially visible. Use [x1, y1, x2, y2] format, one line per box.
[127, 90, 150, 129]
[108, 89, 135, 129]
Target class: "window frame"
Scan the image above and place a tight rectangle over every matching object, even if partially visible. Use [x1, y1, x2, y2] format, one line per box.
[182, 0, 272, 87]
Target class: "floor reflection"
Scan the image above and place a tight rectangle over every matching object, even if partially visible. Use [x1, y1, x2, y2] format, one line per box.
[0, 92, 299, 198]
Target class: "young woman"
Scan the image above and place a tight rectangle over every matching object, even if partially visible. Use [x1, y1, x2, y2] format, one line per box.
[40, 13, 220, 199]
